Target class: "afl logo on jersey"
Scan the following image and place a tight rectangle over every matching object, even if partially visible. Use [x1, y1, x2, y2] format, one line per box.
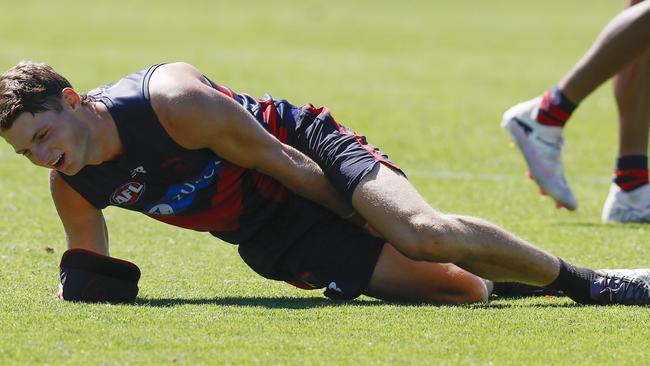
[110, 182, 145, 206]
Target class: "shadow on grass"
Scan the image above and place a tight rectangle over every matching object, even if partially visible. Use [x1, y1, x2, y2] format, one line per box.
[137, 296, 379, 309]
[134, 296, 582, 309]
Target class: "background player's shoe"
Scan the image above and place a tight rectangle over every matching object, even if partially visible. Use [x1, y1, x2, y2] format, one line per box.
[588, 269, 650, 305]
[601, 183, 650, 223]
[501, 98, 577, 210]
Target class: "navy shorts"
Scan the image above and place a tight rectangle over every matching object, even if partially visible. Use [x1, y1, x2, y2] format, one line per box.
[293, 104, 403, 201]
[275, 213, 385, 300]
[238, 103, 401, 299]
[238, 194, 385, 300]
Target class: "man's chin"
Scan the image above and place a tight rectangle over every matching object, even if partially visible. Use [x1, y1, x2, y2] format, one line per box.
[59, 164, 81, 176]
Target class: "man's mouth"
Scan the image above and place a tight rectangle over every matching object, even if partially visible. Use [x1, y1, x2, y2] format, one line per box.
[51, 153, 65, 169]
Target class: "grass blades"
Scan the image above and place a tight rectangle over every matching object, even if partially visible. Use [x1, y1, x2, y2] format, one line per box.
[2, 0, 649, 364]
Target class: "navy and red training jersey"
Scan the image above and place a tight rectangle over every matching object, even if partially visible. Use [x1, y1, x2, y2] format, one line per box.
[59, 64, 319, 244]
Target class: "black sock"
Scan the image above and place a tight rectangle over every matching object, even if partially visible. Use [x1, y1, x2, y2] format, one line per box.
[546, 258, 598, 304]
[492, 282, 563, 298]
[614, 155, 648, 191]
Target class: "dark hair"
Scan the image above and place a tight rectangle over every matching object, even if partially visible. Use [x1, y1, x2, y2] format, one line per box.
[0, 61, 91, 131]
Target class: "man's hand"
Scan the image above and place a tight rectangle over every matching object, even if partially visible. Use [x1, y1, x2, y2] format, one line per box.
[59, 249, 141, 303]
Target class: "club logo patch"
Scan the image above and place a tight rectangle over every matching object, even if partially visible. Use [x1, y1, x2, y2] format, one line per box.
[110, 182, 145, 206]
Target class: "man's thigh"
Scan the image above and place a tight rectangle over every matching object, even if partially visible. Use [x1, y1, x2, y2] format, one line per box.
[294, 106, 451, 260]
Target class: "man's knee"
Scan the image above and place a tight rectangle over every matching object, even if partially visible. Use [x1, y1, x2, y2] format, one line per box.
[424, 272, 489, 304]
[453, 278, 490, 304]
[395, 213, 466, 262]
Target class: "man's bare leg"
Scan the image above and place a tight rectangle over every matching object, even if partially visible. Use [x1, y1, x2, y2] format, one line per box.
[615, 49, 650, 157]
[559, 0, 650, 103]
[353, 164, 650, 305]
[614, 0, 650, 158]
[364, 244, 491, 304]
[353, 164, 560, 286]
[601, 0, 650, 223]
[615, 50, 650, 157]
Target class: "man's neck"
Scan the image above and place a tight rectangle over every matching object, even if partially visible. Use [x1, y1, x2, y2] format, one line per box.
[84, 101, 123, 165]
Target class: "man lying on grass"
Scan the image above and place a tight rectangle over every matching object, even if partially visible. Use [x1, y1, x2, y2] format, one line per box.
[1, 61, 649, 305]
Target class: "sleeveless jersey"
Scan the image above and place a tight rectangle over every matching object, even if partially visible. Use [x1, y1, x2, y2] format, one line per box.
[59, 64, 320, 244]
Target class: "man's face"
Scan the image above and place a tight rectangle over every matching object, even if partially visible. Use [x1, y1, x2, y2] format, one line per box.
[1, 108, 89, 176]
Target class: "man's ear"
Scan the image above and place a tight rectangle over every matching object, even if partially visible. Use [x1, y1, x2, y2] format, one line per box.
[61, 87, 81, 109]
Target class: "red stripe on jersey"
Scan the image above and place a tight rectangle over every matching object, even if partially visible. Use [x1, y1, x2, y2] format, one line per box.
[210, 162, 246, 220]
[260, 99, 288, 143]
[304, 104, 326, 117]
[263, 100, 278, 135]
[278, 127, 288, 144]
[251, 171, 287, 202]
[216, 84, 235, 99]
[146, 207, 240, 232]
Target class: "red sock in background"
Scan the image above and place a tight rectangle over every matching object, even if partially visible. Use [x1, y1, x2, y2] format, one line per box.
[537, 86, 578, 128]
[614, 155, 649, 191]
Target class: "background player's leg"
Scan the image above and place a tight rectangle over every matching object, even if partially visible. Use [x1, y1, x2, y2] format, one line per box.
[600, 0, 650, 223]
[615, 50, 650, 157]
[363, 243, 491, 304]
[352, 164, 560, 286]
[502, 0, 650, 214]
[558, 0, 650, 103]
[616, 0, 650, 158]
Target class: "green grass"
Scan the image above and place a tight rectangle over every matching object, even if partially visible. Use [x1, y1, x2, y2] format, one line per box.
[2, 0, 650, 364]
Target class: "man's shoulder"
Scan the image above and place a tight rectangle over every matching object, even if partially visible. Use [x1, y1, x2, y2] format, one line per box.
[89, 64, 158, 99]
[148, 62, 206, 93]
[147, 63, 214, 133]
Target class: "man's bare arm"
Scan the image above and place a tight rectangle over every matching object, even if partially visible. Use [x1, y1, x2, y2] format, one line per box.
[148, 62, 359, 220]
[49, 170, 109, 255]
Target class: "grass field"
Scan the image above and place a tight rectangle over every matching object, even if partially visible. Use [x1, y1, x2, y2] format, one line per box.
[2, 0, 650, 364]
